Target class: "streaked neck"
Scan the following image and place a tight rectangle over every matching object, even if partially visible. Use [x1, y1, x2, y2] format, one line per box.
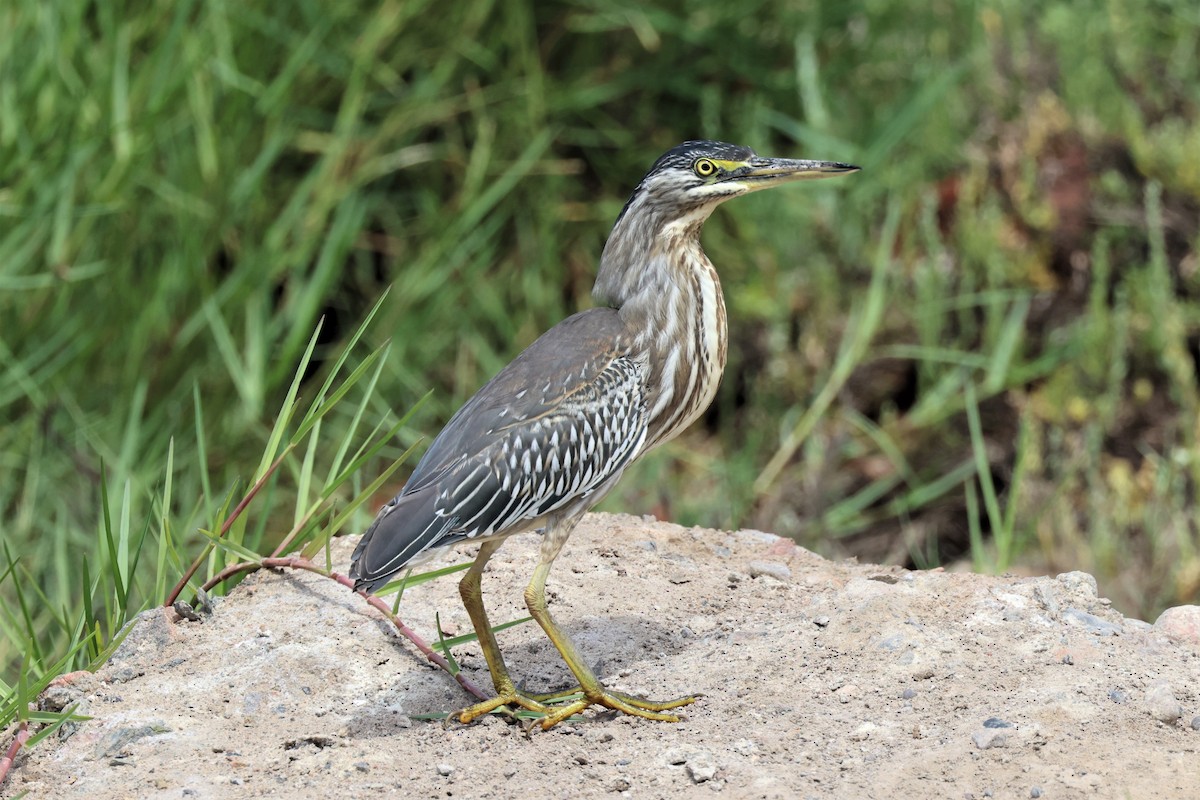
[593, 197, 728, 450]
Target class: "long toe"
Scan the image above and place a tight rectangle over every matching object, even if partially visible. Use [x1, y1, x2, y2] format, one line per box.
[537, 689, 700, 729]
[456, 691, 555, 725]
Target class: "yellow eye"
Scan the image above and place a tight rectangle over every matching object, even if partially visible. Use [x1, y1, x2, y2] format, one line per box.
[693, 158, 717, 177]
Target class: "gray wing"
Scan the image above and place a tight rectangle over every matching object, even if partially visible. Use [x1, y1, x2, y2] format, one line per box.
[350, 309, 647, 592]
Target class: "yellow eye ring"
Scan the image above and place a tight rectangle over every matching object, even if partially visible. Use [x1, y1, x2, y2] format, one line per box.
[693, 158, 717, 177]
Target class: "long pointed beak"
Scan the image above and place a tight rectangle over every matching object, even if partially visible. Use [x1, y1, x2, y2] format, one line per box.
[725, 158, 860, 190]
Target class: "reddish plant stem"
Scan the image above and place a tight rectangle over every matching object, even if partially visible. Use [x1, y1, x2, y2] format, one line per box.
[0, 721, 30, 788]
[198, 555, 488, 701]
[164, 446, 293, 607]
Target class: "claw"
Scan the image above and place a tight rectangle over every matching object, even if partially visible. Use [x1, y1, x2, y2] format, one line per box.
[454, 687, 697, 730]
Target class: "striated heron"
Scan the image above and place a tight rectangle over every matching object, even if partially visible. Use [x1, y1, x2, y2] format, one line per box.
[351, 141, 858, 729]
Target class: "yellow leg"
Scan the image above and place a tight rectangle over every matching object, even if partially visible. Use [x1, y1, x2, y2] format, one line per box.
[521, 559, 698, 729]
[456, 540, 555, 722]
[454, 523, 697, 728]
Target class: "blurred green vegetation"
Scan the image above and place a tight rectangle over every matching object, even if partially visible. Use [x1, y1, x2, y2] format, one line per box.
[2, 0, 1199, 692]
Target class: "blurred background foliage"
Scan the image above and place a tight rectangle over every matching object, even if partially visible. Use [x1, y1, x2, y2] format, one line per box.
[2, 0, 1199, 679]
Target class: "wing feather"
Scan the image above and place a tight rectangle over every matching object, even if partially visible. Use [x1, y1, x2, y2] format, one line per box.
[350, 309, 647, 592]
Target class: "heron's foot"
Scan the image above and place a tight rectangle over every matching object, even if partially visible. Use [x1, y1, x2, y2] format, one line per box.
[527, 684, 695, 709]
[533, 687, 699, 729]
[456, 687, 698, 728]
[456, 690, 555, 725]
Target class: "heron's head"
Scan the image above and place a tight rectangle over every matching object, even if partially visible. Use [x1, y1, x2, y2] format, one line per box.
[614, 140, 859, 229]
[596, 141, 858, 308]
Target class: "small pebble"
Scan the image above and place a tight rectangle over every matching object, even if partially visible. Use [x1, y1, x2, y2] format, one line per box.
[1030, 787, 1043, 798]
[437, 763, 454, 776]
[814, 616, 830, 628]
[983, 717, 1012, 729]
[971, 729, 1008, 749]
[747, 561, 792, 581]
[834, 683, 862, 702]
[902, 688, 918, 700]
[1108, 688, 1128, 704]
[1144, 684, 1183, 723]
[1191, 717, 1200, 731]
[354, 762, 369, 773]
[1061, 653, 1074, 665]
[686, 752, 717, 783]
[663, 747, 689, 766]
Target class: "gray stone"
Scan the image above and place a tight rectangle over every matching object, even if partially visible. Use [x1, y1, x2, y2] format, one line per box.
[747, 561, 791, 581]
[93, 722, 170, 759]
[663, 747, 689, 765]
[971, 729, 1008, 749]
[1063, 607, 1122, 636]
[686, 752, 717, 783]
[436, 763, 454, 776]
[1144, 684, 1183, 723]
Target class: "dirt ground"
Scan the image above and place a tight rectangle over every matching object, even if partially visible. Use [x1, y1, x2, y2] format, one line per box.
[6, 513, 1199, 799]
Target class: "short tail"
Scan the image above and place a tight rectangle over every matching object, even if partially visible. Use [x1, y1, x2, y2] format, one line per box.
[349, 486, 453, 594]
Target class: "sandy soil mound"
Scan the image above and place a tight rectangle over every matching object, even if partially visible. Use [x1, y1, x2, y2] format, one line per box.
[6, 513, 1199, 798]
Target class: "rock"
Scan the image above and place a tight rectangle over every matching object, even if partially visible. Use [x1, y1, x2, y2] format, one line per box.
[1191, 717, 1200, 732]
[686, 752, 717, 783]
[735, 529, 780, 546]
[849, 722, 878, 741]
[1108, 688, 1128, 704]
[662, 747, 716, 782]
[663, 747, 689, 766]
[971, 729, 1008, 749]
[747, 561, 791, 581]
[1153, 605, 1200, 644]
[1144, 684, 1183, 723]
[93, 723, 170, 759]
[982, 717, 1012, 729]
[436, 764, 454, 776]
[1063, 607, 1122, 636]
[834, 683, 862, 702]
[1055, 572, 1098, 598]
